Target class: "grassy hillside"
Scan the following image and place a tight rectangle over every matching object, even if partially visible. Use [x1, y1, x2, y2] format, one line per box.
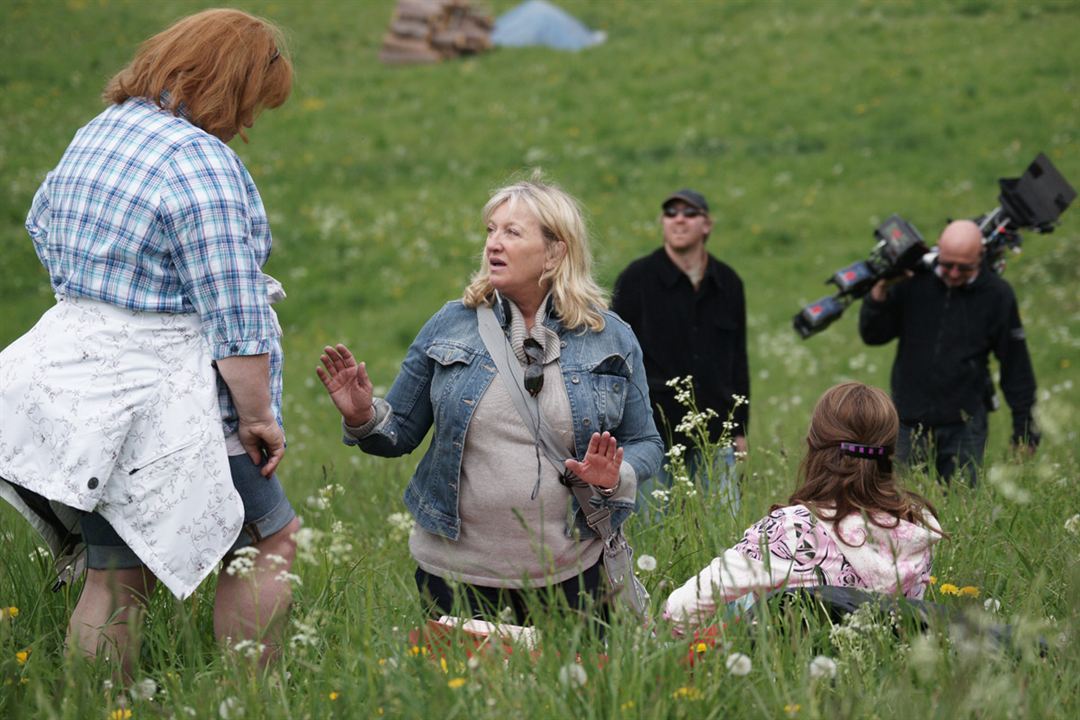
[1, 0, 1078, 717]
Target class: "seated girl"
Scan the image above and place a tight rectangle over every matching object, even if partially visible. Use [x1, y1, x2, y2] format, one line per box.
[663, 382, 945, 633]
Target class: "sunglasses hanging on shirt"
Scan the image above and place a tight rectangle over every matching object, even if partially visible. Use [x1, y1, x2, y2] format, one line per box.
[522, 338, 544, 397]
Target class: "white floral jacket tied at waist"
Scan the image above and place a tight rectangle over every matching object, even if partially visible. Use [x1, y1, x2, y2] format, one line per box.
[0, 297, 242, 599]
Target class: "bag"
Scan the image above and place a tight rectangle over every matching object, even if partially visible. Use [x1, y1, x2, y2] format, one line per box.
[476, 303, 650, 620]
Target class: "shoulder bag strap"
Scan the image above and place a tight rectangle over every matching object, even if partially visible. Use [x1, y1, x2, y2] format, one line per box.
[475, 304, 616, 542]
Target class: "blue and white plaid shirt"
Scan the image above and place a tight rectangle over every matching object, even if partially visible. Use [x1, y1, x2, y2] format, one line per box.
[26, 97, 283, 434]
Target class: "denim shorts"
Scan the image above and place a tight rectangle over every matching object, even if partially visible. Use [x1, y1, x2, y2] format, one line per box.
[81, 454, 296, 570]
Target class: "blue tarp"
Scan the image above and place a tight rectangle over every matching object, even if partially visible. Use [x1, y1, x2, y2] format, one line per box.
[491, 0, 606, 51]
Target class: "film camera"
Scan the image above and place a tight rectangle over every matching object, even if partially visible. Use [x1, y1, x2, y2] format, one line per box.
[793, 153, 1076, 339]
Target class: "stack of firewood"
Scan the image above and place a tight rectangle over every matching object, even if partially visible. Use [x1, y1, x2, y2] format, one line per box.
[379, 0, 493, 65]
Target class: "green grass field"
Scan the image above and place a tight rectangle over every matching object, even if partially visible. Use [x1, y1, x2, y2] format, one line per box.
[2, 0, 1079, 717]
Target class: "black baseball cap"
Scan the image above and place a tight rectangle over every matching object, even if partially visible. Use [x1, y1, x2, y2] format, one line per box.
[662, 188, 709, 214]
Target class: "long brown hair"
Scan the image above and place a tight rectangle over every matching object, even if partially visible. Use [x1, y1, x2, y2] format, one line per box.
[103, 9, 292, 142]
[780, 382, 942, 535]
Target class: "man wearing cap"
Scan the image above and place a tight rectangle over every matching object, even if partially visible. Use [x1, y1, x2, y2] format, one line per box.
[612, 189, 749, 508]
[859, 219, 1039, 486]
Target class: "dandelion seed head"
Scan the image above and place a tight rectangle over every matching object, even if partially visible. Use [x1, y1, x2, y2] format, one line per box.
[636, 554, 657, 572]
[725, 652, 751, 676]
[808, 655, 838, 680]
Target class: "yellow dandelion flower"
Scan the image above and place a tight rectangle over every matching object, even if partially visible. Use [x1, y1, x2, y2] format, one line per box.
[959, 586, 980, 598]
[939, 583, 960, 596]
[447, 677, 467, 690]
[785, 704, 802, 717]
[928, 576, 937, 585]
[695, 642, 708, 654]
[620, 701, 636, 711]
[409, 645, 421, 656]
[109, 709, 132, 720]
[6, 606, 18, 618]
[672, 686, 702, 701]
[440, 657, 448, 673]
[328, 691, 339, 701]
[378, 658, 387, 666]
[16, 648, 30, 664]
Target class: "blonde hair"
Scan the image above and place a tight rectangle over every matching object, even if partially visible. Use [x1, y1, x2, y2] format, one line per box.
[463, 174, 608, 332]
[103, 9, 292, 142]
[778, 382, 943, 536]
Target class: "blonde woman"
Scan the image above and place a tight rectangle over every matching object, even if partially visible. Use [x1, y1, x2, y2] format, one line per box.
[0, 9, 298, 672]
[320, 177, 662, 622]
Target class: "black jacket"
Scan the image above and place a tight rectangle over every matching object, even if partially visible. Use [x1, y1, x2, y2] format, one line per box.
[858, 267, 1037, 442]
[612, 248, 749, 446]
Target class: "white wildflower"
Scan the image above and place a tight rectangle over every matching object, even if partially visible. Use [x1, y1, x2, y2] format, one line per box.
[808, 655, 837, 680]
[650, 488, 670, 502]
[219, 697, 244, 719]
[467, 656, 481, 670]
[666, 443, 686, 460]
[131, 677, 157, 700]
[558, 662, 588, 688]
[292, 527, 324, 563]
[276, 571, 302, 586]
[232, 639, 266, 660]
[726, 652, 752, 676]
[636, 554, 657, 572]
[225, 555, 255, 578]
[305, 495, 329, 510]
[265, 553, 288, 568]
[984, 598, 1001, 613]
[908, 634, 939, 682]
[387, 511, 415, 537]
[1065, 514, 1080, 535]
[731, 394, 748, 407]
[233, 546, 260, 559]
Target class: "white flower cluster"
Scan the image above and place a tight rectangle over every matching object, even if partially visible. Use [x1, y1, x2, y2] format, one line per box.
[1065, 513, 1080, 536]
[232, 639, 266, 660]
[387, 511, 415, 542]
[292, 523, 353, 566]
[290, 616, 320, 650]
[225, 546, 260, 578]
[675, 408, 717, 436]
[305, 483, 345, 512]
[829, 604, 891, 667]
[987, 466, 1032, 505]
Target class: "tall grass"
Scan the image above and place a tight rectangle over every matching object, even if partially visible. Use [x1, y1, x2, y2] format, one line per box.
[1, 0, 1078, 717]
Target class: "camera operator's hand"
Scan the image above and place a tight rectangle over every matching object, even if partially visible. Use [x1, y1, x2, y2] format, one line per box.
[869, 271, 914, 302]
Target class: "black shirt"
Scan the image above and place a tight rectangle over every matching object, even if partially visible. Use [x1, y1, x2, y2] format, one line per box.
[858, 267, 1037, 442]
[612, 247, 749, 447]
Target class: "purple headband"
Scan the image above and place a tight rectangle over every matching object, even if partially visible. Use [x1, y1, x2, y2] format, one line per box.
[839, 442, 893, 471]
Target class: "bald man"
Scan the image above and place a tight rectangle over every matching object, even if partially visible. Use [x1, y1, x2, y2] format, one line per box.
[859, 220, 1038, 486]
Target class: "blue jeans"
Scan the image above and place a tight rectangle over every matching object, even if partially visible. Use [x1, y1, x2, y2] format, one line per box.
[896, 408, 988, 487]
[638, 446, 740, 519]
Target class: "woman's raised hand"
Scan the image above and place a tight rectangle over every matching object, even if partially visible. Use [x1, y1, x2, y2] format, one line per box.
[317, 344, 374, 427]
[564, 431, 624, 492]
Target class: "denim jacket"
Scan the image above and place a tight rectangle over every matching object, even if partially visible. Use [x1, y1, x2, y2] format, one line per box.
[346, 297, 663, 541]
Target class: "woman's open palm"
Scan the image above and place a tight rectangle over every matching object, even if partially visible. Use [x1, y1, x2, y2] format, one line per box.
[317, 343, 374, 427]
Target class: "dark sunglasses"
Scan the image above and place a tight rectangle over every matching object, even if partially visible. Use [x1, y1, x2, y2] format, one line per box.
[938, 260, 978, 272]
[522, 338, 544, 397]
[663, 205, 704, 219]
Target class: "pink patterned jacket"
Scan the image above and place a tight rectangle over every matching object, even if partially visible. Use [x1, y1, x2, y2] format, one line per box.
[663, 504, 943, 632]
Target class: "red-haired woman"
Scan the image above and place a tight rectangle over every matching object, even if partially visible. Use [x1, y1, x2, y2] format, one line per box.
[663, 382, 945, 633]
[0, 9, 298, 673]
